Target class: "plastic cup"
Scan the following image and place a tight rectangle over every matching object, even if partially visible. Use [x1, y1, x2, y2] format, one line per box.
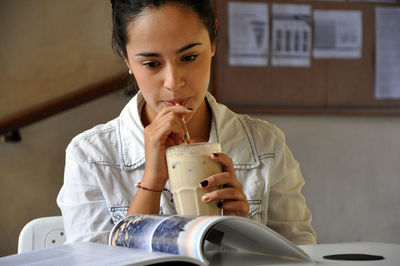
[166, 142, 222, 216]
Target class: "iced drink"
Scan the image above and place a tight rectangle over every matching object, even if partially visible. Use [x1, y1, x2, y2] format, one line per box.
[166, 142, 222, 216]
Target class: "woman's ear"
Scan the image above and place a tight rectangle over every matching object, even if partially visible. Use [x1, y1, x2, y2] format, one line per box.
[122, 54, 132, 74]
[211, 41, 216, 57]
[214, 19, 219, 38]
[211, 19, 219, 57]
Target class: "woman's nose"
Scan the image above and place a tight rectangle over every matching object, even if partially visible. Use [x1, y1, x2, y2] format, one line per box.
[163, 65, 185, 91]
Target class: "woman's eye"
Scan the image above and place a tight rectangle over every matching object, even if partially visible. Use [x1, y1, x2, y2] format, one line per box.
[182, 54, 198, 63]
[143, 61, 160, 68]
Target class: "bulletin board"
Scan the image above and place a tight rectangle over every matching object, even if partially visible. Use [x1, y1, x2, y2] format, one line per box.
[212, 0, 400, 115]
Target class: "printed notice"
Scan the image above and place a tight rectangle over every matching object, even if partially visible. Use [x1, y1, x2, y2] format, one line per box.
[313, 10, 362, 58]
[228, 2, 269, 66]
[271, 4, 312, 67]
[375, 7, 400, 99]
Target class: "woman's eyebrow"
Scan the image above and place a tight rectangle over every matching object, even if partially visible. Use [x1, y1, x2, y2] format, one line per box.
[135, 43, 202, 57]
[136, 52, 160, 57]
[176, 42, 202, 54]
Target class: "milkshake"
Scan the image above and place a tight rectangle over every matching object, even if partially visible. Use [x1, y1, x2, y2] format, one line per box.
[166, 142, 222, 216]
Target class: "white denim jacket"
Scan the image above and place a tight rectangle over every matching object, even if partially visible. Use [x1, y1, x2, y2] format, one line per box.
[57, 92, 316, 245]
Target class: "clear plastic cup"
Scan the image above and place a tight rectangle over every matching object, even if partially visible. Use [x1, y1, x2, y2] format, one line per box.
[166, 142, 222, 216]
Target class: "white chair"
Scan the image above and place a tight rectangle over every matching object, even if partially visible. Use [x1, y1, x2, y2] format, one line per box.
[18, 216, 67, 253]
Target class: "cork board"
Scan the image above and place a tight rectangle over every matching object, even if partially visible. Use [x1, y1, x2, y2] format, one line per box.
[212, 0, 400, 114]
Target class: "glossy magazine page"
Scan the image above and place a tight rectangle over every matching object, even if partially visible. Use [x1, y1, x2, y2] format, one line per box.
[110, 215, 221, 263]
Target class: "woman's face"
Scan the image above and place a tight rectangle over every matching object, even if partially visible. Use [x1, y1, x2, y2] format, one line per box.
[124, 3, 215, 122]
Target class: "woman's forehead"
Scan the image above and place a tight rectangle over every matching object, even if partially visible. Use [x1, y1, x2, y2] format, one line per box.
[125, 3, 210, 52]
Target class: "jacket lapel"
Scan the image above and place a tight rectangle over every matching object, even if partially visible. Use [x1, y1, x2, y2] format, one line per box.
[206, 93, 260, 169]
[118, 93, 146, 169]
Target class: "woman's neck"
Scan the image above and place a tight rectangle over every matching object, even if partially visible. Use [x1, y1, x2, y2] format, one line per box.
[186, 99, 212, 143]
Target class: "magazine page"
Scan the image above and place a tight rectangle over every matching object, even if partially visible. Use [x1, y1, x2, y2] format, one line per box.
[110, 215, 221, 263]
[0, 242, 206, 266]
[205, 217, 312, 263]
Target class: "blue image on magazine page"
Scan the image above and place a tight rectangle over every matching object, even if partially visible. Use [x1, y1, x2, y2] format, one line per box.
[151, 216, 195, 254]
[110, 215, 199, 254]
[110, 215, 220, 262]
[111, 215, 169, 251]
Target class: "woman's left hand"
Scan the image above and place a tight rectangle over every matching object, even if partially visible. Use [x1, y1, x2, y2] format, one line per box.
[199, 153, 249, 217]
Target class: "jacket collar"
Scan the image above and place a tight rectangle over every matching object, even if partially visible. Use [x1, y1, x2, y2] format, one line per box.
[206, 93, 259, 169]
[118, 92, 259, 169]
[118, 92, 146, 169]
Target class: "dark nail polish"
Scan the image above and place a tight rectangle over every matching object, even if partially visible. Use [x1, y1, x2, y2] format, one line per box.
[217, 201, 223, 208]
[200, 180, 209, 188]
[212, 153, 219, 157]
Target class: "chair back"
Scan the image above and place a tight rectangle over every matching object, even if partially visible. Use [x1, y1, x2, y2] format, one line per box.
[18, 216, 66, 253]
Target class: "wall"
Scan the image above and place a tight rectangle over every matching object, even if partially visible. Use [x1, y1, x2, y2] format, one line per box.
[0, 0, 125, 255]
[0, 90, 131, 256]
[0, 0, 125, 121]
[255, 114, 400, 244]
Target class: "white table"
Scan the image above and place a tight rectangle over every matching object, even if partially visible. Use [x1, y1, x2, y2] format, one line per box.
[300, 242, 399, 265]
[206, 242, 399, 265]
[0, 242, 399, 265]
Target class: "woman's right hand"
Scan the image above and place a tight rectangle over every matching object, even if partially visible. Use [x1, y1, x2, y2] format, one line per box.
[141, 105, 193, 190]
[127, 104, 192, 216]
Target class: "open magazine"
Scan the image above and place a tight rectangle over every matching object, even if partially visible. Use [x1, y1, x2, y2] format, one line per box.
[110, 215, 312, 265]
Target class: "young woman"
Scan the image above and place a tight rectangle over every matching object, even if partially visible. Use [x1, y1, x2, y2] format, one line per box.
[57, 0, 316, 245]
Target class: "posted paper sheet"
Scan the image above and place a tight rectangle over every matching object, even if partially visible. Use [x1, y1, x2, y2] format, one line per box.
[271, 4, 312, 67]
[228, 2, 269, 66]
[375, 7, 400, 99]
[313, 10, 362, 58]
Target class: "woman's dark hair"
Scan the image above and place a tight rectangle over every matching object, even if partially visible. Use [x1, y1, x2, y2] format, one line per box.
[110, 0, 217, 58]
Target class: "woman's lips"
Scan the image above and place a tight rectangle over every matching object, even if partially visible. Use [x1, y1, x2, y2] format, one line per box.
[164, 99, 185, 106]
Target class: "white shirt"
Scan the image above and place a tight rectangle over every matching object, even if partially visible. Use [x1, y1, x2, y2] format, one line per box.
[57, 92, 316, 245]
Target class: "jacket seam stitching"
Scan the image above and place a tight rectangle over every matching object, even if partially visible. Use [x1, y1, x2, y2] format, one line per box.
[259, 153, 275, 159]
[110, 206, 129, 212]
[117, 117, 127, 168]
[73, 126, 116, 143]
[89, 160, 123, 170]
[236, 116, 258, 165]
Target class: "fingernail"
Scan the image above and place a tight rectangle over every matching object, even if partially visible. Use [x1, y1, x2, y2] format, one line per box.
[202, 193, 210, 202]
[200, 180, 209, 188]
[217, 201, 223, 208]
[212, 153, 219, 157]
[188, 107, 193, 111]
